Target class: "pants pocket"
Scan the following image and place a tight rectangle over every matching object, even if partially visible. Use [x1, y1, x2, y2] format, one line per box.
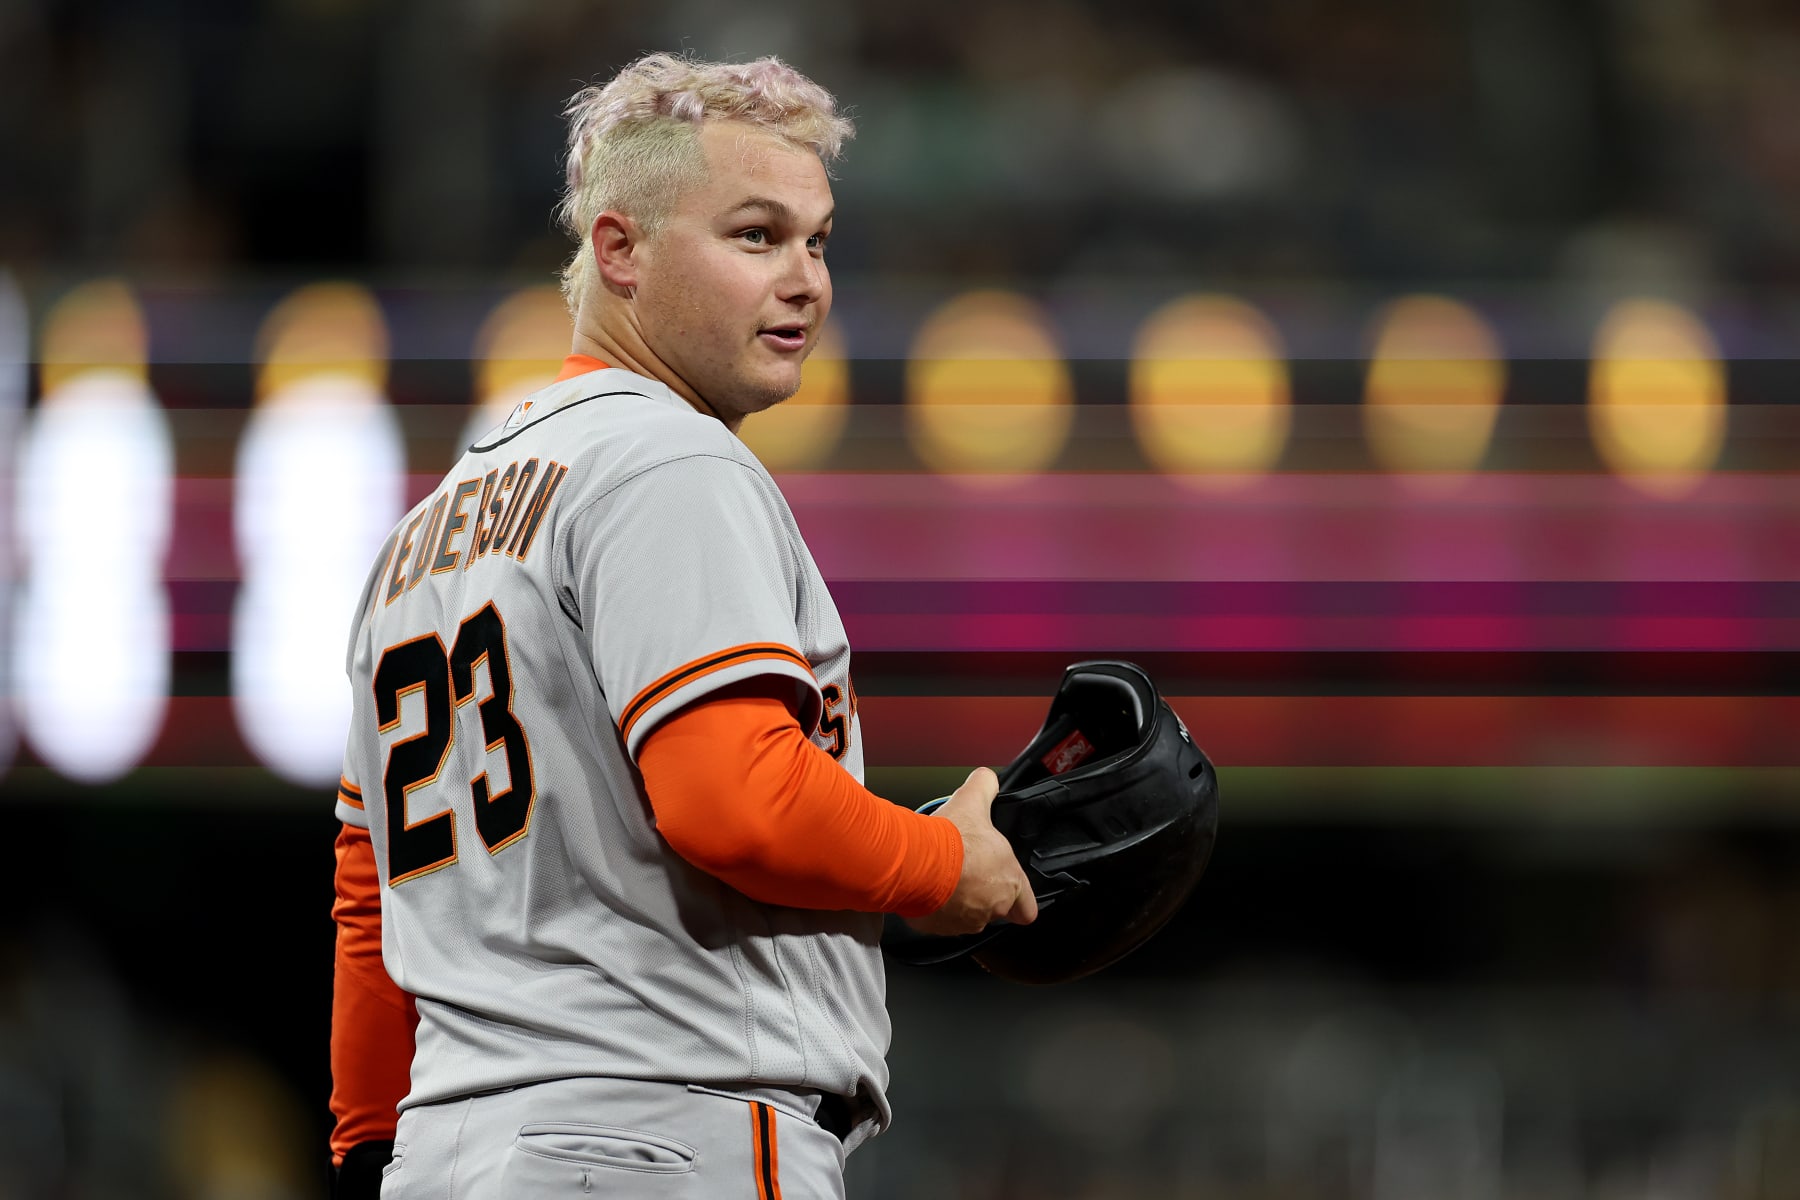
[377, 1141, 406, 1198]
[509, 1122, 697, 1176]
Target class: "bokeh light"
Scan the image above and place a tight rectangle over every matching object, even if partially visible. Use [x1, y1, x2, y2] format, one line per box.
[254, 282, 388, 401]
[738, 323, 850, 470]
[15, 280, 171, 782]
[37, 277, 150, 394]
[232, 283, 405, 786]
[1363, 295, 1505, 490]
[0, 271, 27, 778]
[1128, 294, 1290, 487]
[464, 285, 569, 448]
[906, 290, 1073, 480]
[1588, 298, 1726, 497]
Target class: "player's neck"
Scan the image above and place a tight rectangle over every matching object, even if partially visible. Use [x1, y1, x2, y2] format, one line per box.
[571, 310, 733, 430]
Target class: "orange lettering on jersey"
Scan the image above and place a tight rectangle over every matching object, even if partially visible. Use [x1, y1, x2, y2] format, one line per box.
[390, 459, 569, 593]
[490, 457, 538, 552]
[475, 462, 517, 558]
[367, 528, 401, 617]
[462, 469, 499, 571]
[431, 478, 482, 574]
[385, 510, 425, 605]
[508, 462, 567, 561]
[406, 492, 449, 592]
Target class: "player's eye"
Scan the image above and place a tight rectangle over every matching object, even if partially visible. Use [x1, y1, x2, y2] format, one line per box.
[739, 227, 770, 246]
[807, 232, 829, 254]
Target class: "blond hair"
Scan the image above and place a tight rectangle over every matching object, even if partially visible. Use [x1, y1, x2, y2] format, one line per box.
[557, 53, 854, 314]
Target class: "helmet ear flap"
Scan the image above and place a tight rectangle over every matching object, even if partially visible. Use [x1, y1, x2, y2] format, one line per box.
[881, 660, 1219, 983]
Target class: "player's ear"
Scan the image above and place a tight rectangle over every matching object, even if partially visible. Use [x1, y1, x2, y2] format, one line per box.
[590, 211, 641, 297]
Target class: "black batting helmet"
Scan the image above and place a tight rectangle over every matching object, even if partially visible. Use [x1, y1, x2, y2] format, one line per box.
[882, 660, 1219, 984]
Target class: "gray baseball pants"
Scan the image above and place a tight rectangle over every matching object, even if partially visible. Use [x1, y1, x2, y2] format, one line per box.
[380, 1076, 849, 1199]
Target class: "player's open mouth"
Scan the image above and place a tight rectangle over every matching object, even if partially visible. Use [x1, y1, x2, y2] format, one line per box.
[759, 326, 807, 350]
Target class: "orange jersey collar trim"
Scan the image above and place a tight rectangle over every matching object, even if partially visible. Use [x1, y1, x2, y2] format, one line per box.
[555, 353, 609, 382]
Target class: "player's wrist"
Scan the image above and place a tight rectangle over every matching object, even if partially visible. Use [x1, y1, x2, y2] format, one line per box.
[895, 806, 964, 918]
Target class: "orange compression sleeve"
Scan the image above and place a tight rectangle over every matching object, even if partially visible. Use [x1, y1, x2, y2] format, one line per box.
[329, 821, 418, 1164]
[637, 687, 963, 917]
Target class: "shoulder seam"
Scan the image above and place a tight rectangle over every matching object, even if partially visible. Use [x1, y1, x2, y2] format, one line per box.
[551, 452, 768, 603]
[547, 447, 774, 626]
[560, 450, 766, 532]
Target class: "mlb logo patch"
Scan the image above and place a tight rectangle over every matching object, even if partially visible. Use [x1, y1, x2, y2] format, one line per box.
[504, 400, 534, 430]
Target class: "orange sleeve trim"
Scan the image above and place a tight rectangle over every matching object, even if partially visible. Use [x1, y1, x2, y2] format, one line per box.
[555, 353, 610, 382]
[337, 788, 365, 811]
[619, 643, 815, 745]
[330, 822, 417, 1161]
[638, 685, 962, 916]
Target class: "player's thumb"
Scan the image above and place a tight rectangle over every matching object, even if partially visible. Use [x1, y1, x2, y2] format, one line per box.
[947, 766, 999, 820]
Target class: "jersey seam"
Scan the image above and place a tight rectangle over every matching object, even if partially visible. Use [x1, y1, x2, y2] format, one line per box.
[549, 447, 756, 643]
[557, 449, 767, 543]
[803, 937, 857, 1084]
[721, 890, 762, 1081]
[558, 452, 815, 758]
[446, 1097, 474, 1194]
[766, 918, 807, 1085]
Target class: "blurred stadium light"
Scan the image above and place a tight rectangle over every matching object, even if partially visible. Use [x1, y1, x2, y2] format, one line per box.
[1127, 294, 1291, 487]
[462, 285, 568, 450]
[0, 271, 23, 777]
[905, 290, 1073, 480]
[231, 283, 403, 786]
[1588, 298, 1727, 498]
[14, 281, 170, 783]
[1362, 295, 1505, 492]
[0, 280, 1788, 788]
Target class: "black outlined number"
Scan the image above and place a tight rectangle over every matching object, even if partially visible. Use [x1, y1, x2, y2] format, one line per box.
[374, 634, 458, 884]
[374, 604, 536, 886]
[820, 683, 850, 761]
[450, 602, 535, 854]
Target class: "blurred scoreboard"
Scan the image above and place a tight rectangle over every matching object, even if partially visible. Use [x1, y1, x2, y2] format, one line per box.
[1, 272, 1795, 800]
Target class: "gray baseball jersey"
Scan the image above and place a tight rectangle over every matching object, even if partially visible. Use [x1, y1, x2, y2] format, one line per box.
[334, 364, 887, 1137]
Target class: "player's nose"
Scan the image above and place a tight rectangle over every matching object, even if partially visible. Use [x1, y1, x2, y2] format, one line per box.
[776, 245, 827, 304]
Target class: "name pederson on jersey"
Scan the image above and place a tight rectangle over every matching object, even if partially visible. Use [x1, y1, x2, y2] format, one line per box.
[333, 365, 886, 1128]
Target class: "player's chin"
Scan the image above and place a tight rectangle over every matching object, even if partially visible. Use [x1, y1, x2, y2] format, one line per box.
[736, 363, 806, 410]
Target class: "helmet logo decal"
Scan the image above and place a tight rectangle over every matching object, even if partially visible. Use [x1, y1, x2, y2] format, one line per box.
[1041, 729, 1097, 776]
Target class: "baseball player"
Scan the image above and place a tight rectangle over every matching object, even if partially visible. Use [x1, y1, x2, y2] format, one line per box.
[328, 53, 1037, 1198]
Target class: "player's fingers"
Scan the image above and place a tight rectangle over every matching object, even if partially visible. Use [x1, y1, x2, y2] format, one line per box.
[1007, 870, 1039, 925]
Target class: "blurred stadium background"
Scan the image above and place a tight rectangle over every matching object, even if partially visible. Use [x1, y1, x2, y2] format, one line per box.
[3, 1, 1799, 1197]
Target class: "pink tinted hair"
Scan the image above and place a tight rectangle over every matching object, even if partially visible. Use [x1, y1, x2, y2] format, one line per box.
[557, 53, 854, 311]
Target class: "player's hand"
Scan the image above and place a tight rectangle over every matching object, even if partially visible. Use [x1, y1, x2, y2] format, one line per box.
[907, 767, 1039, 937]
